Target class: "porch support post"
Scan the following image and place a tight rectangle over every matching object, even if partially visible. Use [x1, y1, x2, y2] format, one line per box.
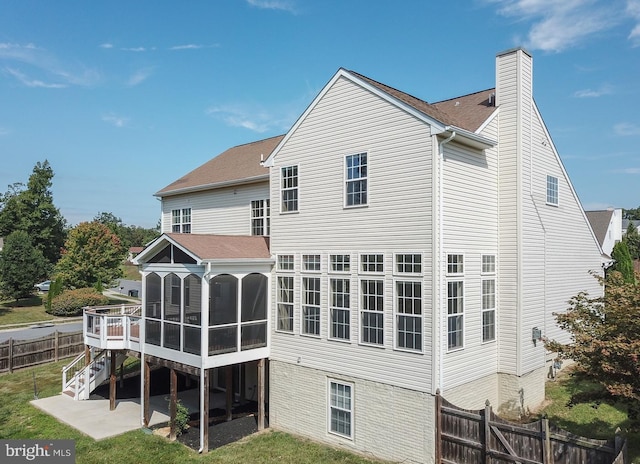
[225, 365, 233, 421]
[109, 350, 117, 411]
[84, 345, 91, 364]
[258, 358, 265, 431]
[240, 363, 246, 405]
[169, 367, 177, 440]
[202, 368, 210, 453]
[143, 357, 150, 427]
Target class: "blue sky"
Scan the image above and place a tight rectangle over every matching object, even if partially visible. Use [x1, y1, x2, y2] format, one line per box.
[1, 0, 639, 229]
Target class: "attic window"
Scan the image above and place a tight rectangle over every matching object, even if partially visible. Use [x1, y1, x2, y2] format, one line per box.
[546, 175, 558, 206]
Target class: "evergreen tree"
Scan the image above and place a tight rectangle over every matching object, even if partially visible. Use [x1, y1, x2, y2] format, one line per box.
[0, 230, 47, 302]
[0, 161, 66, 266]
[610, 241, 635, 284]
[623, 221, 640, 261]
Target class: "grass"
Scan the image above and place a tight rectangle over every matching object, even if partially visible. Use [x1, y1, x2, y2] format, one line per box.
[0, 295, 68, 325]
[0, 361, 386, 464]
[539, 369, 640, 463]
[122, 263, 141, 281]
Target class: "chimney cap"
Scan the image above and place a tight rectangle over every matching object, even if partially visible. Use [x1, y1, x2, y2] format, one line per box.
[496, 46, 532, 59]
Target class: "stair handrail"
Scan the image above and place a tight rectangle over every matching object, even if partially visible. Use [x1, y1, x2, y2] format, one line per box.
[62, 352, 86, 391]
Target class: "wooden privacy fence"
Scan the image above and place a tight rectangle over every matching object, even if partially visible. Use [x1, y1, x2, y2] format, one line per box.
[0, 330, 84, 373]
[435, 391, 627, 464]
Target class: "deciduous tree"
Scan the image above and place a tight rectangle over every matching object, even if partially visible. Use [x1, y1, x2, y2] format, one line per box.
[55, 221, 125, 289]
[547, 271, 640, 407]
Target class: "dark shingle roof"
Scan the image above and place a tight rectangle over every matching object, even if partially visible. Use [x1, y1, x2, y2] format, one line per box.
[167, 233, 271, 260]
[585, 210, 613, 247]
[156, 135, 284, 197]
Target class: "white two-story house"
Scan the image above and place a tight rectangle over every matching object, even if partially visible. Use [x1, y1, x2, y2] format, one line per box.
[76, 48, 603, 463]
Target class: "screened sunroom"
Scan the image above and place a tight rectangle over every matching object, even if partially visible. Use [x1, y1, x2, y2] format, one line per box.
[133, 233, 273, 368]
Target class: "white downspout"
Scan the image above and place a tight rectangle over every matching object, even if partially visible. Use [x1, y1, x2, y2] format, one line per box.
[437, 131, 456, 393]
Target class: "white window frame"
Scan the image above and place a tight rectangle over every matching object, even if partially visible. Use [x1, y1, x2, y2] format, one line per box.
[277, 254, 295, 272]
[546, 175, 558, 206]
[447, 280, 464, 351]
[482, 278, 496, 343]
[171, 208, 191, 233]
[394, 280, 423, 352]
[359, 278, 384, 346]
[344, 152, 368, 208]
[360, 253, 384, 274]
[329, 277, 350, 342]
[250, 199, 270, 236]
[301, 276, 321, 337]
[281, 165, 299, 213]
[328, 379, 354, 439]
[394, 253, 422, 275]
[303, 254, 321, 272]
[330, 254, 351, 273]
[446, 253, 464, 276]
[276, 276, 294, 333]
[481, 254, 496, 275]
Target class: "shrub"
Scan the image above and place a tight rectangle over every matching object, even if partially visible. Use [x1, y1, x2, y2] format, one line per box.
[47, 288, 109, 316]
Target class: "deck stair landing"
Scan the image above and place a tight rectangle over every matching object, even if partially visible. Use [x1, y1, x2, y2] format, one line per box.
[62, 350, 127, 400]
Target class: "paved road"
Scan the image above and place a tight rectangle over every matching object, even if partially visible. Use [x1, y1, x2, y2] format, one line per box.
[0, 321, 83, 343]
[0, 279, 142, 343]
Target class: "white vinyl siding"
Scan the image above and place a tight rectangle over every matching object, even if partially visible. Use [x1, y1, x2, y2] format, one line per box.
[161, 182, 269, 235]
[269, 75, 434, 393]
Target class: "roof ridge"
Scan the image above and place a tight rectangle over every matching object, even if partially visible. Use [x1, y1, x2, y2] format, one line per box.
[433, 88, 495, 105]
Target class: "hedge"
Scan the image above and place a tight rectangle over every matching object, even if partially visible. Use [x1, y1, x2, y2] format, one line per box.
[47, 288, 109, 316]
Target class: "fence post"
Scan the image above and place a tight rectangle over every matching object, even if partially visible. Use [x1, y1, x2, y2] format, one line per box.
[542, 416, 552, 464]
[435, 389, 442, 464]
[484, 400, 491, 464]
[614, 427, 625, 461]
[8, 338, 13, 373]
[54, 330, 59, 362]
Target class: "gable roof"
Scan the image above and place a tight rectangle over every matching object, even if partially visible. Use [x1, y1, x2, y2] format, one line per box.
[585, 210, 613, 248]
[134, 233, 271, 264]
[156, 135, 284, 197]
[432, 89, 497, 133]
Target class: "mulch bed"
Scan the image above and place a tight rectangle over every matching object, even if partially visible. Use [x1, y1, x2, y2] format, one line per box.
[91, 367, 265, 450]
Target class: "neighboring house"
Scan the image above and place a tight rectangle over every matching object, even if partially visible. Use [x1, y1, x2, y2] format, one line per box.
[585, 208, 622, 257]
[73, 48, 603, 463]
[622, 218, 640, 235]
[127, 246, 145, 263]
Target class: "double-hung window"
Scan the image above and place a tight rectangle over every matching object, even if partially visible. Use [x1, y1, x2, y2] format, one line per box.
[171, 208, 191, 233]
[360, 279, 384, 345]
[395, 281, 422, 351]
[281, 165, 298, 212]
[345, 152, 367, 207]
[302, 277, 321, 336]
[446, 253, 464, 350]
[546, 175, 558, 206]
[330, 254, 350, 273]
[482, 254, 496, 342]
[251, 199, 270, 236]
[330, 278, 350, 341]
[328, 380, 353, 439]
[277, 276, 294, 332]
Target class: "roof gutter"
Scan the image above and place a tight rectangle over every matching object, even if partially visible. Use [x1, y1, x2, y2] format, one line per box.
[439, 126, 496, 150]
[155, 174, 269, 198]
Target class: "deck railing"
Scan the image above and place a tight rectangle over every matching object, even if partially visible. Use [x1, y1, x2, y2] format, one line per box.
[84, 304, 141, 350]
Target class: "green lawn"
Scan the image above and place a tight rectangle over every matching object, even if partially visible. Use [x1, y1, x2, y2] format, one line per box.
[0, 295, 67, 326]
[540, 369, 640, 463]
[0, 361, 386, 464]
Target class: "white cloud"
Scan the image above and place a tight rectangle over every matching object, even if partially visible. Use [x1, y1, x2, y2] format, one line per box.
[121, 47, 147, 52]
[619, 167, 640, 174]
[573, 84, 613, 98]
[168, 43, 221, 50]
[102, 113, 130, 128]
[0, 42, 99, 87]
[3, 67, 67, 88]
[489, 0, 623, 52]
[206, 102, 296, 133]
[127, 68, 153, 86]
[99, 43, 114, 49]
[628, 0, 640, 46]
[614, 122, 640, 136]
[246, 0, 297, 13]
